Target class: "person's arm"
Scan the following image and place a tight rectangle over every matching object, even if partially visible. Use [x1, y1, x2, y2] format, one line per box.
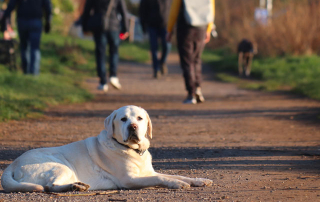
[43, 0, 52, 22]
[1, 0, 17, 32]
[118, 0, 129, 33]
[81, 0, 94, 32]
[166, 0, 182, 42]
[205, 0, 215, 43]
[42, 0, 52, 33]
[2, 0, 17, 19]
[138, 0, 147, 33]
[167, 0, 181, 34]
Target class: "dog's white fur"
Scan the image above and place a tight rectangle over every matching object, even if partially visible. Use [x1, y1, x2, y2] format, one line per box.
[1, 105, 213, 192]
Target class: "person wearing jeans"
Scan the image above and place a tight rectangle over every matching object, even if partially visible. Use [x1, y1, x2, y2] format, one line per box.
[0, 0, 52, 75]
[93, 30, 120, 87]
[17, 19, 42, 74]
[147, 26, 171, 78]
[139, 0, 171, 78]
[82, 0, 129, 92]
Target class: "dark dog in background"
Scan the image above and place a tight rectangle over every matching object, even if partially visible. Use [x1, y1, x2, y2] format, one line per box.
[237, 39, 257, 77]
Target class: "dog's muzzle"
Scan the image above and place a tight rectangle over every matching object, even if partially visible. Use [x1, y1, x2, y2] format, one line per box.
[128, 124, 139, 143]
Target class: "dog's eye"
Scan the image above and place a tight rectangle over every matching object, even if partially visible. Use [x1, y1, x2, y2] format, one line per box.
[121, 117, 127, 122]
[137, 116, 143, 121]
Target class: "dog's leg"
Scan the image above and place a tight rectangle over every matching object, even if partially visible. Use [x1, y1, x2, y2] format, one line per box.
[45, 182, 90, 192]
[43, 166, 90, 192]
[87, 178, 118, 190]
[245, 52, 253, 77]
[238, 52, 244, 76]
[156, 173, 213, 187]
[119, 175, 190, 189]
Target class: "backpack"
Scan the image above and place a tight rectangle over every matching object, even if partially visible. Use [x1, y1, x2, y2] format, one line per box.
[183, 0, 213, 27]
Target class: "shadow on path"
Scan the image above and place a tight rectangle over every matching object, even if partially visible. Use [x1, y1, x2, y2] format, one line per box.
[46, 105, 320, 126]
[150, 146, 320, 173]
[1, 146, 319, 173]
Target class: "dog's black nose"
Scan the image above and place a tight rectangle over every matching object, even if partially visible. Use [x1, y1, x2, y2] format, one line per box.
[128, 124, 138, 131]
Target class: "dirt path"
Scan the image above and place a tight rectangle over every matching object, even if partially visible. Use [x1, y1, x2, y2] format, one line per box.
[0, 54, 320, 201]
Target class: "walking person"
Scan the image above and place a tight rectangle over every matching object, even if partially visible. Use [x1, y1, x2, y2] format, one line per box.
[139, 0, 171, 78]
[167, 0, 215, 104]
[0, 0, 52, 75]
[82, 0, 129, 92]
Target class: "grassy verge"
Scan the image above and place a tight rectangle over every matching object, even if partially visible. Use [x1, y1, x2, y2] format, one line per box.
[202, 48, 320, 100]
[0, 33, 150, 121]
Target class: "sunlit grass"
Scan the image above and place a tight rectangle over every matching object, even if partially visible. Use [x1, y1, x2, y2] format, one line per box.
[0, 33, 150, 121]
[203, 49, 320, 100]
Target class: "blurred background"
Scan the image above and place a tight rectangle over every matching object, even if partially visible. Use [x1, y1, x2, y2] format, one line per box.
[0, 0, 319, 121]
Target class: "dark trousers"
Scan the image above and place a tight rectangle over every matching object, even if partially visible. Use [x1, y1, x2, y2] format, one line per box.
[93, 30, 120, 85]
[17, 18, 42, 75]
[177, 26, 206, 96]
[147, 26, 170, 73]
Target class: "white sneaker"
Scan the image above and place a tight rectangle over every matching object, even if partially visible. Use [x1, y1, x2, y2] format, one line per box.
[97, 84, 108, 92]
[195, 87, 205, 103]
[110, 77, 122, 90]
[183, 95, 197, 104]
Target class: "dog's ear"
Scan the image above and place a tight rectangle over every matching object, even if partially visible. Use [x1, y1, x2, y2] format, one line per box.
[104, 110, 117, 135]
[145, 110, 152, 139]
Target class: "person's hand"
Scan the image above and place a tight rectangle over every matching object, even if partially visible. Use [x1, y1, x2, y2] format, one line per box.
[44, 21, 51, 33]
[120, 32, 129, 40]
[204, 32, 211, 44]
[166, 32, 173, 42]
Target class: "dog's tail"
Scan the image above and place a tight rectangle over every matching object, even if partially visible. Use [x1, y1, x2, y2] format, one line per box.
[1, 164, 44, 193]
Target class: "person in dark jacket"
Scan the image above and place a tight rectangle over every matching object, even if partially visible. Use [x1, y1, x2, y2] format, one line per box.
[139, 0, 171, 78]
[82, 0, 129, 92]
[0, 0, 52, 75]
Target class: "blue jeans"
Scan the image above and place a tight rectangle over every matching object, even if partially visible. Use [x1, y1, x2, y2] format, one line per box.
[93, 30, 120, 85]
[147, 27, 171, 73]
[17, 19, 42, 75]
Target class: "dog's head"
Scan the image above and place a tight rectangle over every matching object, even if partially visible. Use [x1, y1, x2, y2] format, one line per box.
[104, 105, 152, 150]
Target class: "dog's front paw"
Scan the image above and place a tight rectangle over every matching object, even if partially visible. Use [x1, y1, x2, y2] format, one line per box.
[168, 180, 190, 189]
[190, 178, 213, 187]
[71, 182, 90, 191]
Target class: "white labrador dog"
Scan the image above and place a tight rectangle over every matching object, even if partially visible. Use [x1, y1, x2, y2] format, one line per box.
[1, 105, 212, 192]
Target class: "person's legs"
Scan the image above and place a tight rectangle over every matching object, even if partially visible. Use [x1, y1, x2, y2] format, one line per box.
[106, 30, 122, 90]
[106, 30, 120, 78]
[147, 27, 160, 77]
[159, 28, 170, 75]
[193, 30, 206, 103]
[28, 19, 42, 75]
[93, 31, 107, 86]
[193, 29, 206, 89]
[177, 28, 196, 98]
[17, 19, 29, 74]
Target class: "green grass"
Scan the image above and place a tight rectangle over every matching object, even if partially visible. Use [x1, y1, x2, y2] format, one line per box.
[203, 48, 320, 100]
[0, 33, 150, 121]
[119, 42, 150, 63]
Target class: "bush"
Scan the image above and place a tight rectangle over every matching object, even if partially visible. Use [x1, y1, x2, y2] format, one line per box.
[210, 0, 320, 56]
[51, 0, 74, 13]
